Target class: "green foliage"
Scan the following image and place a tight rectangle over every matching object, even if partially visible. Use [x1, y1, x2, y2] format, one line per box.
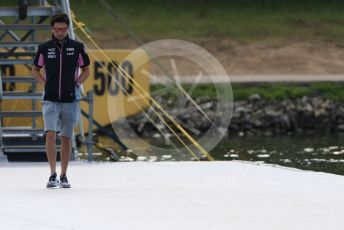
[151, 82, 344, 102]
[1, 0, 344, 41]
[69, 0, 344, 42]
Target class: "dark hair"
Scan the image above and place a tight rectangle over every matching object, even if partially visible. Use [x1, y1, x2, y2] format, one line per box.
[50, 13, 70, 27]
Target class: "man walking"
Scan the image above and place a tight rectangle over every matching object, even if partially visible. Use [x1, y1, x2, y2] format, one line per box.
[32, 13, 90, 188]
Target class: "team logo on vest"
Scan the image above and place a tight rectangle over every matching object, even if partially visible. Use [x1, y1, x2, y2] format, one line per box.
[48, 48, 56, 58]
[48, 53, 56, 58]
[66, 47, 75, 56]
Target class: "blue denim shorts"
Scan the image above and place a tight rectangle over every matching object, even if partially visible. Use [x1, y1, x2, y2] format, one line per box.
[42, 100, 80, 138]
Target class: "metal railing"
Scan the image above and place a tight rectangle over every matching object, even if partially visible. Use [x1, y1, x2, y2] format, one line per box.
[0, 0, 94, 161]
[80, 91, 94, 161]
[0, 70, 7, 162]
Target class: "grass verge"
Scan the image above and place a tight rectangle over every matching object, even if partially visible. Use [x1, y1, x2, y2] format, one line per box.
[151, 82, 344, 102]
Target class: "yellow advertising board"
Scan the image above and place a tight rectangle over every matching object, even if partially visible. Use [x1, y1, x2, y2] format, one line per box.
[79, 49, 150, 133]
[0, 49, 150, 133]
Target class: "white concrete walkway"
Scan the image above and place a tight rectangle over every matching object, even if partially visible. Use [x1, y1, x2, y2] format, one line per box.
[0, 161, 343, 229]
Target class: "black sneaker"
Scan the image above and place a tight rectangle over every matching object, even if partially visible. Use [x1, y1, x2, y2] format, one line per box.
[59, 174, 71, 188]
[46, 173, 59, 188]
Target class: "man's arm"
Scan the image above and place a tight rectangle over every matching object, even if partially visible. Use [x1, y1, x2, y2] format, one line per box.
[75, 66, 90, 87]
[31, 66, 45, 85]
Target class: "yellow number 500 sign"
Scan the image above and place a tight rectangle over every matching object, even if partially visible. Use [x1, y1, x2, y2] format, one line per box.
[80, 49, 150, 132]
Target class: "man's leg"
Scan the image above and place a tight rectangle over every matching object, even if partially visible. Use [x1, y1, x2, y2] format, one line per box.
[43, 101, 61, 188]
[58, 101, 79, 188]
[45, 131, 57, 174]
[60, 101, 79, 175]
[60, 135, 71, 175]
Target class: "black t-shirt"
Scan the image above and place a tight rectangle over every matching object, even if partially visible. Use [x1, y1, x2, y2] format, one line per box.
[33, 35, 90, 102]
